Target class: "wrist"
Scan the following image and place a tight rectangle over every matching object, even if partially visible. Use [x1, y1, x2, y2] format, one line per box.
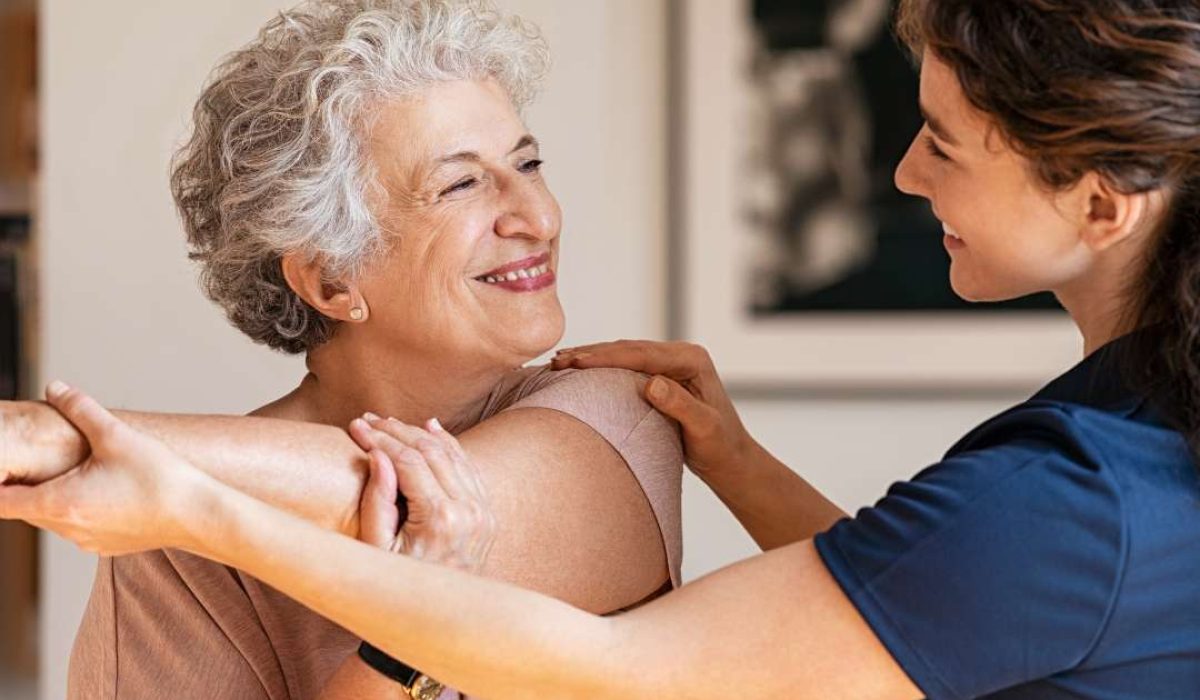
[1, 401, 87, 483]
[696, 432, 767, 486]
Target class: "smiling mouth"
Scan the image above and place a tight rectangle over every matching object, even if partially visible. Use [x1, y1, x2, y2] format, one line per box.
[474, 253, 553, 285]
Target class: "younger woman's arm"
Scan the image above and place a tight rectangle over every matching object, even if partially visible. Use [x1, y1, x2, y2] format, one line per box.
[554, 342, 847, 549]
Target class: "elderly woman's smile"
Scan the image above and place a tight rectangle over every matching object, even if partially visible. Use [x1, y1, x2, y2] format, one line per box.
[473, 252, 556, 290]
[354, 77, 566, 367]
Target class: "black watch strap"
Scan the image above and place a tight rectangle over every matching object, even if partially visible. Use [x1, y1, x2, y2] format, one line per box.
[357, 641, 423, 688]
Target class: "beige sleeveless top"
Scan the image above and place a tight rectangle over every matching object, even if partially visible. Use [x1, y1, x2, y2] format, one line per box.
[66, 366, 684, 700]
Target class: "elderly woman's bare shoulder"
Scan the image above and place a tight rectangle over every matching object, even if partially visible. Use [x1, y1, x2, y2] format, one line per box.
[458, 365, 685, 612]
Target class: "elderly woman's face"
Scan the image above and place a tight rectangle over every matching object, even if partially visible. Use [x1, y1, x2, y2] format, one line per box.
[359, 79, 564, 368]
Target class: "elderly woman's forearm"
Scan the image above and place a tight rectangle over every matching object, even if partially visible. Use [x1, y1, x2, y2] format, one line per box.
[118, 412, 370, 536]
[15, 403, 368, 536]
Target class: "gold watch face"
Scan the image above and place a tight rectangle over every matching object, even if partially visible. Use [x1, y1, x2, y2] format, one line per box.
[409, 675, 446, 700]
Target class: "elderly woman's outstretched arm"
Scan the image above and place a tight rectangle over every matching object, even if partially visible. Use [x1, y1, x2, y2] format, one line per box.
[1, 401, 371, 535]
[0, 392, 670, 614]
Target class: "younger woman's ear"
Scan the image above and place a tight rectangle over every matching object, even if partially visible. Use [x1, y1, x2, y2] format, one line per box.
[280, 253, 370, 323]
[1079, 173, 1159, 253]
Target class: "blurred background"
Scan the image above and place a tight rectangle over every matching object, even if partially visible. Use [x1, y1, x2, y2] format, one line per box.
[0, 1, 1053, 698]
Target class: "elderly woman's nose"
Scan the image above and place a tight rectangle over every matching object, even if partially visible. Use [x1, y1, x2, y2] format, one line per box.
[495, 208, 557, 240]
[494, 184, 559, 240]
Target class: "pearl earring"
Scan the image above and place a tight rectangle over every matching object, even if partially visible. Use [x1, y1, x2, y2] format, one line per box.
[349, 308, 365, 321]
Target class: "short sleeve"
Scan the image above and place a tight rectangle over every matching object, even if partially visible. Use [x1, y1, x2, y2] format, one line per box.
[814, 426, 1127, 699]
[502, 367, 685, 586]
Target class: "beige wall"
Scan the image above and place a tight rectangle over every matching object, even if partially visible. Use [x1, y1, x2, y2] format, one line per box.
[39, 1, 1019, 697]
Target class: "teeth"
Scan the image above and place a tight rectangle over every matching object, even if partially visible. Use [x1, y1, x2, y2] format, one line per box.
[943, 224, 961, 240]
[479, 263, 551, 284]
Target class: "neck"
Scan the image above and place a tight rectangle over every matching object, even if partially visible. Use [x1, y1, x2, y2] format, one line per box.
[285, 335, 512, 433]
[1055, 259, 1141, 358]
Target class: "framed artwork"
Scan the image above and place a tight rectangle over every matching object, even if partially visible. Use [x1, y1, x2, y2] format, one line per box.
[671, 0, 1080, 394]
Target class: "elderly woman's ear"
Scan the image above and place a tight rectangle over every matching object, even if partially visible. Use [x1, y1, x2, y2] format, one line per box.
[281, 253, 370, 324]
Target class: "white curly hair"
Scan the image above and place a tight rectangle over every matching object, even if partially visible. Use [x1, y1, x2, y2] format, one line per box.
[171, 0, 550, 353]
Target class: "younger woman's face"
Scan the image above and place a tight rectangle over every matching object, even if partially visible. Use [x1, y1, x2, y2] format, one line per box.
[894, 51, 1094, 302]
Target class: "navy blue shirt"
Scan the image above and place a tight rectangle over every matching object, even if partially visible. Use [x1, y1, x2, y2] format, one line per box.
[815, 334, 1200, 699]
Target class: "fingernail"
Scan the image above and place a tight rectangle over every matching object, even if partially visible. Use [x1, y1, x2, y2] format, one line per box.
[430, 418, 444, 432]
[647, 377, 667, 401]
[46, 380, 69, 399]
[363, 412, 381, 421]
[556, 347, 576, 355]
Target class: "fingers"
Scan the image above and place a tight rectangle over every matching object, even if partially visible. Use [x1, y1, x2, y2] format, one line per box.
[364, 417, 469, 501]
[552, 340, 713, 383]
[645, 375, 722, 441]
[43, 381, 125, 451]
[350, 420, 446, 506]
[346, 416, 496, 574]
[358, 450, 400, 548]
[426, 419, 488, 502]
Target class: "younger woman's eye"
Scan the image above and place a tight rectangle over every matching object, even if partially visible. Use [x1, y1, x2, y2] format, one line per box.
[519, 159, 545, 173]
[440, 177, 478, 197]
[924, 136, 952, 162]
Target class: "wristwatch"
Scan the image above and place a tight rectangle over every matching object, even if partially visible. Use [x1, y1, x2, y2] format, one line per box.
[358, 642, 447, 699]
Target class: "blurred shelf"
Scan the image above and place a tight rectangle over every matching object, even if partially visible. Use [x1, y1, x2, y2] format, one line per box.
[0, 182, 29, 218]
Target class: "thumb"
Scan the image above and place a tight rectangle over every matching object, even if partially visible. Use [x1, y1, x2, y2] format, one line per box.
[44, 382, 124, 450]
[358, 450, 400, 548]
[645, 376, 717, 434]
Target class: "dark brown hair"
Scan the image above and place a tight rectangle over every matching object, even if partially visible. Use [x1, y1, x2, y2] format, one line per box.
[898, 0, 1200, 460]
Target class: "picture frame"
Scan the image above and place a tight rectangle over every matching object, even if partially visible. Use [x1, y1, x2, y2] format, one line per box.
[669, 0, 1080, 395]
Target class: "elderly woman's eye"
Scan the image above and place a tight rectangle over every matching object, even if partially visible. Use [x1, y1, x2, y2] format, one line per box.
[520, 159, 544, 173]
[441, 177, 478, 196]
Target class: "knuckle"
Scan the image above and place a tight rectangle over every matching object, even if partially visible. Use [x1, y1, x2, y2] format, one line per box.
[467, 502, 488, 528]
[433, 501, 460, 528]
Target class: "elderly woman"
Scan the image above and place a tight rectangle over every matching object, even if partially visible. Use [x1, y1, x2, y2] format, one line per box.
[0, 1, 682, 698]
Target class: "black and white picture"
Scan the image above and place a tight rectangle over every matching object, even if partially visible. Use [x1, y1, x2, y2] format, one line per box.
[743, 0, 1059, 314]
[676, 0, 1076, 391]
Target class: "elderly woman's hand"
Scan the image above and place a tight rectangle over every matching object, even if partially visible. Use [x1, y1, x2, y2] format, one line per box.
[553, 340, 756, 481]
[349, 416, 496, 574]
[0, 383, 207, 555]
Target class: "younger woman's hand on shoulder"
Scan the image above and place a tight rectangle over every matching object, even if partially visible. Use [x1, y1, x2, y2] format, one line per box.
[0, 382, 208, 555]
[552, 340, 756, 481]
[349, 415, 496, 574]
